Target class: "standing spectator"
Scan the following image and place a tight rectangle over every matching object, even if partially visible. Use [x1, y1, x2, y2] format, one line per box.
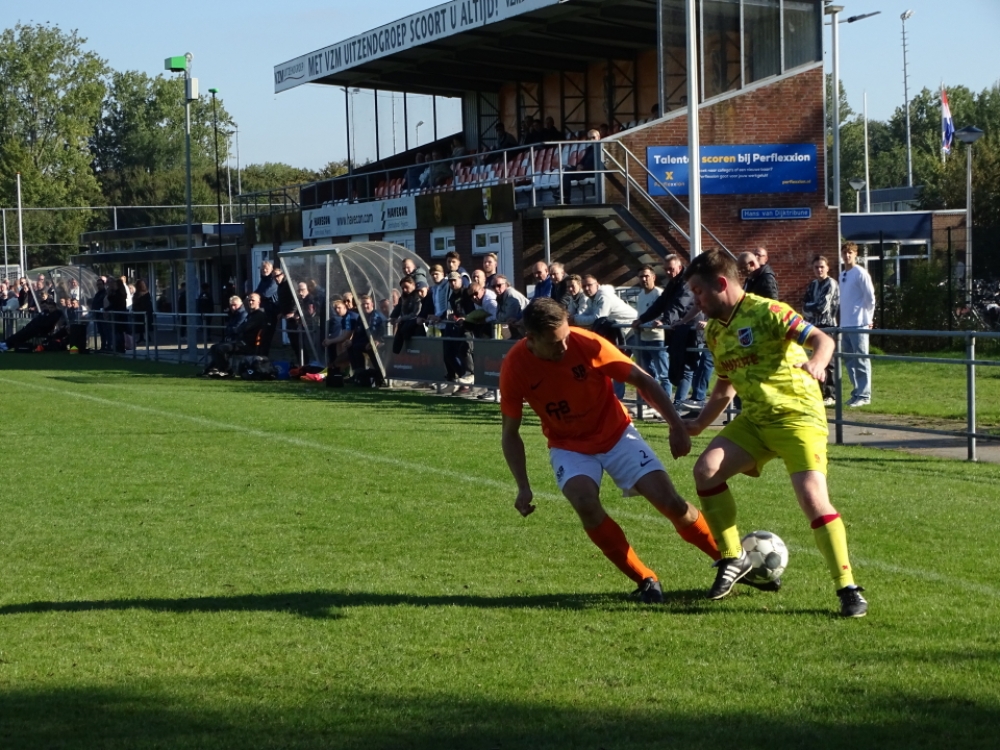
[563, 274, 591, 319]
[132, 279, 154, 345]
[839, 242, 875, 408]
[255, 261, 279, 356]
[444, 251, 470, 287]
[90, 277, 110, 351]
[467, 279, 498, 338]
[391, 275, 423, 354]
[531, 261, 552, 299]
[290, 281, 317, 362]
[803, 255, 840, 406]
[562, 129, 601, 204]
[630, 265, 670, 393]
[322, 297, 358, 369]
[106, 277, 129, 351]
[68, 278, 81, 301]
[742, 246, 779, 300]
[549, 262, 568, 303]
[427, 264, 450, 324]
[492, 275, 529, 339]
[402, 257, 427, 288]
[481, 253, 499, 291]
[274, 266, 296, 348]
[443, 271, 475, 390]
[572, 274, 638, 400]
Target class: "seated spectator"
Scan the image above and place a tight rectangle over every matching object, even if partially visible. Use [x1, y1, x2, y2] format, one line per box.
[530, 261, 552, 299]
[322, 297, 358, 368]
[541, 117, 562, 142]
[348, 294, 386, 375]
[563, 129, 601, 204]
[201, 293, 267, 375]
[427, 150, 452, 188]
[0, 297, 64, 352]
[494, 122, 518, 151]
[406, 153, 426, 191]
[391, 275, 423, 354]
[549, 262, 567, 302]
[451, 136, 468, 158]
[492, 275, 529, 339]
[223, 295, 248, 340]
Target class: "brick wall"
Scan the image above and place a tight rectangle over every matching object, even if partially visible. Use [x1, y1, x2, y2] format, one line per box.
[609, 65, 838, 307]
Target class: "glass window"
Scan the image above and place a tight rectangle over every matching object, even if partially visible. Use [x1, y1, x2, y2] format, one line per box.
[783, 0, 821, 70]
[702, 0, 742, 98]
[744, 0, 781, 83]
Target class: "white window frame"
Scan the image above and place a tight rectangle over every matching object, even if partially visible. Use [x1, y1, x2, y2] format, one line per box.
[430, 226, 457, 258]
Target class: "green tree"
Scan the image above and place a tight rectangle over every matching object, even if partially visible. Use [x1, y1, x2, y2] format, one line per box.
[92, 71, 235, 227]
[0, 23, 108, 265]
[239, 163, 320, 195]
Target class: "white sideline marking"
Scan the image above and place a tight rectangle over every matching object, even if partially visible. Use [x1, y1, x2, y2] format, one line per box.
[3, 375, 996, 599]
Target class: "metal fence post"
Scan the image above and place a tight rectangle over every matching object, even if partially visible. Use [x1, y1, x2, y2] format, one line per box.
[967, 334, 977, 462]
[834, 329, 843, 445]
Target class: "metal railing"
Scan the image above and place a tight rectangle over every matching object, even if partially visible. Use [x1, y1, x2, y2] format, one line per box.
[831, 328, 1000, 462]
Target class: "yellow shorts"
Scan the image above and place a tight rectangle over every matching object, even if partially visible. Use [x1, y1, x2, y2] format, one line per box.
[719, 414, 828, 476]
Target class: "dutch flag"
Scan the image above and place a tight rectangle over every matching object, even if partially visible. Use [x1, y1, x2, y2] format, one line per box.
[942, 88, 955, 155]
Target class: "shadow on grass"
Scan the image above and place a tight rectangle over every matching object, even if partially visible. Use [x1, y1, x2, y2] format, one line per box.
[0, 587, 814, 620]
[1, 683, 997, 750]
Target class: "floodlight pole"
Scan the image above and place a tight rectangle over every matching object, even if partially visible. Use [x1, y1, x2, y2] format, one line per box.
[685, 0, 702, 258]
[901, 11, 914, 187]
[166, 53, 198, 356]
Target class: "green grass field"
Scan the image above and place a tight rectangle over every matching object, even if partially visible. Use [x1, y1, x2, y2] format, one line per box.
[1, 356, 999, 749]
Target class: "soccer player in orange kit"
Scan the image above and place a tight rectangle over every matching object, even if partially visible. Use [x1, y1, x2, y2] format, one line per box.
[499, 297, 719, 602]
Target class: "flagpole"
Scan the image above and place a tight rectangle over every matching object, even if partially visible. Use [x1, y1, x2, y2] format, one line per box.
[864, 92, 871, 213]
[941, 83, 947, 165]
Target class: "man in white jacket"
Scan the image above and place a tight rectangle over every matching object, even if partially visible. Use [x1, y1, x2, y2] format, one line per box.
[572, 275, 638, 399]
[838, 242, 876, 407]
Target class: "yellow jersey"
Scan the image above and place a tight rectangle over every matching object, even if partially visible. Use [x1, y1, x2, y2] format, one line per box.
[705, 293, 827, 429]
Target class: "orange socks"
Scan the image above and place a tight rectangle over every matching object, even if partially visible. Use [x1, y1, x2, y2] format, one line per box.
[585, 515, 656, 584]
[675, 510, 721, 561]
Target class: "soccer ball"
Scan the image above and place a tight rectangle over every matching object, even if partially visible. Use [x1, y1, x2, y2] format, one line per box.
[741, 530, 789, 583]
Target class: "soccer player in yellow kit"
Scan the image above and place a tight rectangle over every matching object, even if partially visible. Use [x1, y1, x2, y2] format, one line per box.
[682, 250, 868, 617]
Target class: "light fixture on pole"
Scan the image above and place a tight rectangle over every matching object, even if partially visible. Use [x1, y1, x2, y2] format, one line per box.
[955, 125, 983, 301]
[209, 88, 223, 293]
[825, 4, 880, 212]
[901, 10, 914, 187]
[849, 178, 866, 213]
[165, 53, 198, 355]
[415, 119, 425, 146]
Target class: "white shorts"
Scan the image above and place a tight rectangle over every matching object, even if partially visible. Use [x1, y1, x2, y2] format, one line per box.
[549, 424, 666, 495]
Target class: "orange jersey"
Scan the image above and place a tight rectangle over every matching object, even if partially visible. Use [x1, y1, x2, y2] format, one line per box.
[500, 328, 634, 454]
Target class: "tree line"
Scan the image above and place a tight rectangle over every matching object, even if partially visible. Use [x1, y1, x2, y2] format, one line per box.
[828, 75, 1000, 228]
[0, 23, 346, 267]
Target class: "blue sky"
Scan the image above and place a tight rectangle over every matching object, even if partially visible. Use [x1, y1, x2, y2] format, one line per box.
[2, 1, 998, 172]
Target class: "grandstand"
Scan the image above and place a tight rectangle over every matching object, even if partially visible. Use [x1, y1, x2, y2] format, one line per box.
[247, 0, 834, 299]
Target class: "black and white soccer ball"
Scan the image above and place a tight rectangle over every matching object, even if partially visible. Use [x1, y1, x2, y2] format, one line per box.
[741, 530, 789, 583]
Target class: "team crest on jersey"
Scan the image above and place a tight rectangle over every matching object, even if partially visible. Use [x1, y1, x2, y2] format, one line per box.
[738, 327, 754, 347]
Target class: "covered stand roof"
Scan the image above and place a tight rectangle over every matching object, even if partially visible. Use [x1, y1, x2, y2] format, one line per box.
[273, 0, 660, 97]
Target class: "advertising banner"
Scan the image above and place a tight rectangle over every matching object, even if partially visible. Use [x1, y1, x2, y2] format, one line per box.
[646, 144, 818, 196]
[275, 0, 562, 93]
[303, 196, 416, 240]
[415, 185, 515, 228]
[385, 336, 444, 382]
[473, 338, 516, 388]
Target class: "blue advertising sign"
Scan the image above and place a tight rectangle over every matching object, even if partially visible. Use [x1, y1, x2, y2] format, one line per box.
[741, 208, 812, 221]
[647, 144, 818, 196]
